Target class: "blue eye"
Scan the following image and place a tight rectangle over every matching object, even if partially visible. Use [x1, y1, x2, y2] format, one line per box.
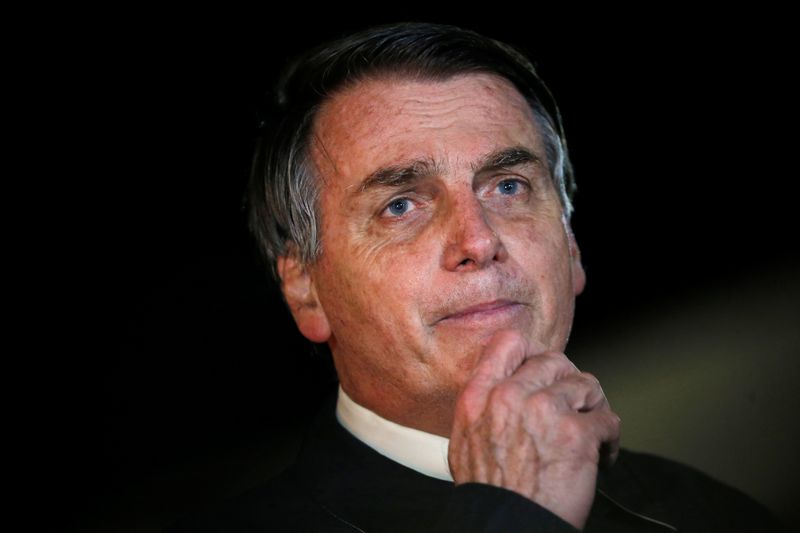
[387, 198, 411, 216]
[498, 180, 520, 195]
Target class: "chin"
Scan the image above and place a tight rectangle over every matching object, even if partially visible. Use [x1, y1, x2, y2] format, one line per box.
[431, 335, 486, 380]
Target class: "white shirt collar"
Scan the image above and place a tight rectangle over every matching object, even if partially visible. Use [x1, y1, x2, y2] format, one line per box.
[335, 386, 453, 482]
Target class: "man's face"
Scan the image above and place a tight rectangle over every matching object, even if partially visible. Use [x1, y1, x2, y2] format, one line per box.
[284, 73, 585, 435]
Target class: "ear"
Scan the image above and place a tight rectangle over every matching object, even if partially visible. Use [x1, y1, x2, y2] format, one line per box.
[276, 253, 332, 343]
[566, 223, 586, 296]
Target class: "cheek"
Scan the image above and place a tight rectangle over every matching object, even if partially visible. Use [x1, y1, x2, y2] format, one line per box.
[315, 246, 428, 343]
[317, 197, 438, 326]
[506, 218, 574, 305]
[503, 214, 567, 262]
[351, 224, 440, 297]
[534, 225, 577, 345]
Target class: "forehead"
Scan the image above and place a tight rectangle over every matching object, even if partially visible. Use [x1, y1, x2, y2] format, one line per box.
[309, 73, 544, 187]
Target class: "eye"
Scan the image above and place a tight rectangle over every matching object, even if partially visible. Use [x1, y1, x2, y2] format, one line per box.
[497, 179, 522, 195]
[384, 197, 414, 217]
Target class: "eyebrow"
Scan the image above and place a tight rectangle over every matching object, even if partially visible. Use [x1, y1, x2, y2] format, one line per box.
[358, 157, 441, 193]
[471, 146, 542, 173]
[356, 146, 542, 194]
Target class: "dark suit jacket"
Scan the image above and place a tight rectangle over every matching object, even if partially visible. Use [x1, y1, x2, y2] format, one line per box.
[168, 395, 783, 532]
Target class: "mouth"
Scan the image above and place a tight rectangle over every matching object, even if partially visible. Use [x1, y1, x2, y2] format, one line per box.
[434, 299, 527, 328]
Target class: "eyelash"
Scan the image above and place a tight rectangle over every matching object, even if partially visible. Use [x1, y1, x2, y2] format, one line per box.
[379, 177, 530, 219]
[383, 197, 415, 217]
[496, 178, 524, 195]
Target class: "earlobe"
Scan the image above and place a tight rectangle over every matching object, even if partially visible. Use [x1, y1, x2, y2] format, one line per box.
[277, 254, 332, 343]
[567, 228, 586, 296]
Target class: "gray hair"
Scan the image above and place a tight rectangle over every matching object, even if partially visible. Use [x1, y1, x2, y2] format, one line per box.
[248, 22, 575, 280]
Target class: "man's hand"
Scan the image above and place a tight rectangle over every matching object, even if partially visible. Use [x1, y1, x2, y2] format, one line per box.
[448, 330, 620, 530]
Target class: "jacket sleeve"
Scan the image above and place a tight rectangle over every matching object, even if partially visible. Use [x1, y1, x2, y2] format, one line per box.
[434, 483, 579, 533]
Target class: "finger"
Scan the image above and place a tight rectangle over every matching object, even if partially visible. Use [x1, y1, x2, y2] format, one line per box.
[565, 407, 621, 467]
[592, 408, 621, 467]
[512, 373, 608, 426]
[468, 329, 546, 390]
[542, 372, 608, 412]
[506, 351, 582, 392]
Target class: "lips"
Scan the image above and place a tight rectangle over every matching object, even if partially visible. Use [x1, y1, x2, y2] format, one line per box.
[434, 299, 527, 326]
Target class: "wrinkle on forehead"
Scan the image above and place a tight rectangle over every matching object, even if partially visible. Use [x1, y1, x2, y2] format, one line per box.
[393, 81, 529, 123]
[309, 73, 542, 189]
[372, 75, 535, 138]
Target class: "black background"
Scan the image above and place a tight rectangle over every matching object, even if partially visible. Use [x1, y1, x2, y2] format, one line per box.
[35, 9, 797, 531]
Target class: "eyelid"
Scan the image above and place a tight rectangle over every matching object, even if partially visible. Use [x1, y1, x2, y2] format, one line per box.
[379, 195, 417, 218]
[376, 182, 439, 216]
[484, 173, 532, 194]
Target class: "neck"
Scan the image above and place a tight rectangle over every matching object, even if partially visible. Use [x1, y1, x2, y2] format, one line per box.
[337, 377, 455, 438]
[336, 386, 454, 481]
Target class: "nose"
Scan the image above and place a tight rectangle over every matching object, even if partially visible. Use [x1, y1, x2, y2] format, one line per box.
[442, 196, 507, 271]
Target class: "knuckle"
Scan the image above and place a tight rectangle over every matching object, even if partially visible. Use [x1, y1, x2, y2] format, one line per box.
[579, 372, 600, 386]
[540, 352, 578, 379]
[524, 389, 556, 415]
[577, 372, 605, 399]
[608, 411, 622, 432]
[546, 350, 571, 365]
[487, 380, 524, 410]
[559, 415, 586, 440]
[455, 383, 485, 422]
[556, 418, 600, 462]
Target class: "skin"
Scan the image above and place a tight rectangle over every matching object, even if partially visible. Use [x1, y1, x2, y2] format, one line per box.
[278, 73, 619, 529]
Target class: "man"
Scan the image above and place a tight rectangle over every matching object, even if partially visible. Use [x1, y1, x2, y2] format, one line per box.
[171, 23, 781, 532]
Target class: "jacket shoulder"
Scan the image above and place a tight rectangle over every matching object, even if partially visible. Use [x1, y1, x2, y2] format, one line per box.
[610, 449, 784, 532]
[163, 465, 351, 533]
